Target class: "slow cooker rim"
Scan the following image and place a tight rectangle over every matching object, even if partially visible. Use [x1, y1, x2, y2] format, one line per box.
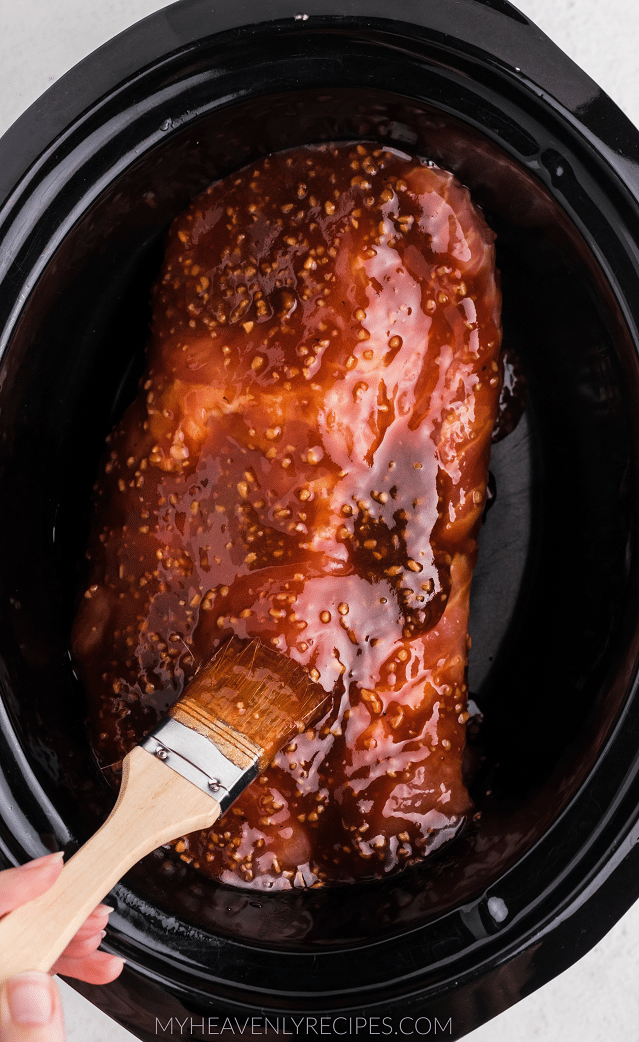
[2, 6, 639, 358]
[2, 0, 639, 207]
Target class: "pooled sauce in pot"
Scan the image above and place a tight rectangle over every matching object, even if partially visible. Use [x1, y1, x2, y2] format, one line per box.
[72, 143, 502, 889]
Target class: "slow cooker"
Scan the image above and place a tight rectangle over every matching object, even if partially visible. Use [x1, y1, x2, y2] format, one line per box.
[2, 1, 639, 1038]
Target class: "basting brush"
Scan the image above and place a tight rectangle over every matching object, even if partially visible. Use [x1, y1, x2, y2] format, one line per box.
[0, 638, 327, 985]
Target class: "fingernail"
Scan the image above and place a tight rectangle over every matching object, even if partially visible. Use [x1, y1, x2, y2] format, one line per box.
[22, 852, 64, 870]
[95, 903, 114, 915]
[5, 972, 54, 1025]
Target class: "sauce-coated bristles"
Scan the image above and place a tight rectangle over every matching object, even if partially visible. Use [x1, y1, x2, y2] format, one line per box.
[168, 638, 328, 767]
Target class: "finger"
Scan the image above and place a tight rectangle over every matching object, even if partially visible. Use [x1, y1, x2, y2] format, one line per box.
[68, 905, 113, 938]
[0, 854, 65, 916]
[52, 950, 125, 985]
[58, 930, 106, 960]
[0, 972, 65, 1042]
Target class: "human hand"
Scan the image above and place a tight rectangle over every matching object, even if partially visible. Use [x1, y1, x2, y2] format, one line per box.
[0, 852, 124, 1040]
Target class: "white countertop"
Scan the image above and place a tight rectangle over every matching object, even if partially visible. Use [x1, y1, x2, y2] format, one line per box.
[2, 1, 639, 1039]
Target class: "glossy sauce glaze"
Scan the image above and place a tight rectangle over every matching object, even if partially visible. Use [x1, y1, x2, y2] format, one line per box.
[72, 143, 502, 889]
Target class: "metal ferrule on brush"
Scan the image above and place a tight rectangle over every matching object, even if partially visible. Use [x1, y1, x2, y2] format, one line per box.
[140, 715, 260, 813]
[139, 637, 328, 814]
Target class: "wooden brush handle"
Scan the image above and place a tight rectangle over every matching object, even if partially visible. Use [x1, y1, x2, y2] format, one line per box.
[0, 746, 220, 986]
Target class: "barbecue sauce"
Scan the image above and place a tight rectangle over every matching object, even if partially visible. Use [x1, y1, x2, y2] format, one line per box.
[72, 142, 503, 889]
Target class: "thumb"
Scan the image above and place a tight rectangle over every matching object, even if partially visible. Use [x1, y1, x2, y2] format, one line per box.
[0, 973, 65, 1042]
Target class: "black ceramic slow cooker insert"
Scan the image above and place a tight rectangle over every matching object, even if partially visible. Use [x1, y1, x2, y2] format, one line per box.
[2, 1, 639, 1038]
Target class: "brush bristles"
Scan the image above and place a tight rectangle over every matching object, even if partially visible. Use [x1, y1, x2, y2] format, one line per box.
[168, 638, 328, 768]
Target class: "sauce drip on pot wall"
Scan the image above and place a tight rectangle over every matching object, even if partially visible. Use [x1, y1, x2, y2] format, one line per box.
[72, 142, 502, 889]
